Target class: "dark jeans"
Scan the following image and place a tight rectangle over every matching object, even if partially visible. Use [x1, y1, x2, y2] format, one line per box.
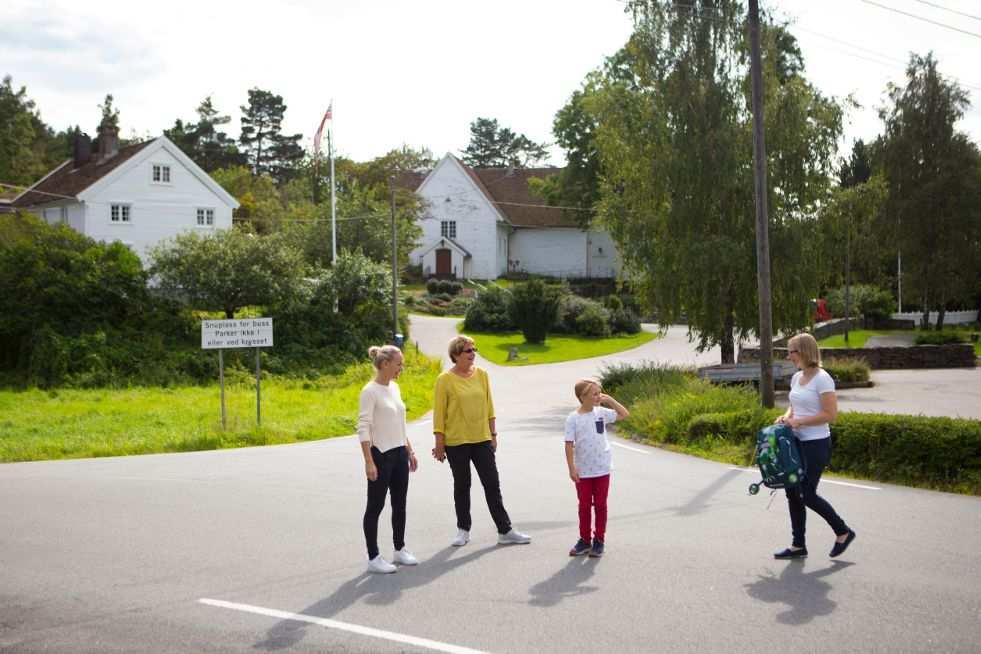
[363, 445, 409, 559]
[445, 440, 512, 534]
[786, 437, 849, 548]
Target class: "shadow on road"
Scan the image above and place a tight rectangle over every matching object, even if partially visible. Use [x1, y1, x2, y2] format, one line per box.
[527, 557, 599, 607]
[744, 560, 855, 624]
[253, 545, 501, 651]
[675, 469, 745, 516]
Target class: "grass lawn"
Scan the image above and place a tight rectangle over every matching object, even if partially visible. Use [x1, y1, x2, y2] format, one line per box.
[818, 330, 891, 348]
[0, 350, 441, 463]
[819, 328, 981, 355]
[463, 328, 658, 365]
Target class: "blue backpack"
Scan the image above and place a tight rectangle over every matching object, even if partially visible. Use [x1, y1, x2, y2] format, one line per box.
[748, 424, 806, 495]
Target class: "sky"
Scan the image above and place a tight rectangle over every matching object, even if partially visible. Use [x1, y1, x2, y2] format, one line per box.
[2, 0, 980, 166]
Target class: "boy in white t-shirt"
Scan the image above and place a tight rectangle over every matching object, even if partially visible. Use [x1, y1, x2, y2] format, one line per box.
[564, 379, 630, 557]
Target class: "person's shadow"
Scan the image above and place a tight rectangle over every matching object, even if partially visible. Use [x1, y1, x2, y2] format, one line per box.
[527, 557, 599, 607]
[744, 560, 855, 625]
[253, 545, 500, 651]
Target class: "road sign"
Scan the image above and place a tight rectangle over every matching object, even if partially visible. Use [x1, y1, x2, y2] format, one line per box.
[201, 318, 273, 349]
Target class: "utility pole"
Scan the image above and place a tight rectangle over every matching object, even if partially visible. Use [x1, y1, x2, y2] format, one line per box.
[844, 218, 851, 344]
[748, 0, 775, 408]
[391, 183, 399, 342]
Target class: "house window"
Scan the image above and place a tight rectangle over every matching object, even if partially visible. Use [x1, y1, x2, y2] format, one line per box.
[152, 164, 171, 183]
[196, 208, 215, 226]
[440, 220, 456, 238]
[110, 204, 131, 223]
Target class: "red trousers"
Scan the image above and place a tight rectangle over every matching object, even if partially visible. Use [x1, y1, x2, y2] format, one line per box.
[575, 474, 610, 542]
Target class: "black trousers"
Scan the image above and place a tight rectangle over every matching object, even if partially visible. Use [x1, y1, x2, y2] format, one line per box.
[445, 440, 512, 535]
[786, 437, 849, 548]
[363, 445, 409, 559]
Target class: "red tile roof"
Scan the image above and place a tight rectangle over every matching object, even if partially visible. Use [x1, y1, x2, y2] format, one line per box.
[13, 141, 154, 207]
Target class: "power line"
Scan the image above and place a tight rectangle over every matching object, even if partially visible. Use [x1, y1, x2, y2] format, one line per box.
[0, 181, 76, 201]
[913, 0, 981, 22]
[860, 0, 981, 39]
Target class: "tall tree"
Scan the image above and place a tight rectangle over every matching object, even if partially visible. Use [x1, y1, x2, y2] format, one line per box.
[98, 94, 120, 129]
[239, 88, 304, 182]
[166, 97, 244, 171]
[581, 1, 841, 362]
[879, 52, 980, 329]
[839, 139, 873, 188]
[461, 117, 549, 168]
[0, 76, 48, 186]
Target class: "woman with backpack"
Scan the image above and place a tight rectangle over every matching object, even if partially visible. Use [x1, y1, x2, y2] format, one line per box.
[773, 333, 856, 560]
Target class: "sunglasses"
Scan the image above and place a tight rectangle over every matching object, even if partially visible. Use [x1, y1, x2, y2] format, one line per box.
[462, 347, 478, 354]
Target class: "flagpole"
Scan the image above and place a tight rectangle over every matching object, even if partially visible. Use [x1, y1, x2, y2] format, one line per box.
[329, 99, 337, 265]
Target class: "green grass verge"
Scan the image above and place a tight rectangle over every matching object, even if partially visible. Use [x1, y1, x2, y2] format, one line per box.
[819, 328, 980, 354]
[460, 327, 658, 365]
[0, 350, 441, 463]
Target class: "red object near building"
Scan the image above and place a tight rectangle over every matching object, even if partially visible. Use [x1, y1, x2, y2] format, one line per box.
[813, 298, 831, 322]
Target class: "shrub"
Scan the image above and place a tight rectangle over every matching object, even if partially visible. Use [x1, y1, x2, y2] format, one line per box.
[426, 278, 440, 294]
[823, 356, 871, 383]
[826, 285, 896, 323]
[609, 307, 641, 334]
[914, 331, 967, 346]
[600, 362, 693, 404]
[575, 303, 611, 337]
[463, 286, 514, 331]
[831, 413, 981, 493]
[511, 279, 561, 343]
[554, 294, 594, 333]
[438, 280, 463, 296]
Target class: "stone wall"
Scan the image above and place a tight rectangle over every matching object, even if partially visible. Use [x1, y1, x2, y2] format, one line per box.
[738, 344, 976, 369]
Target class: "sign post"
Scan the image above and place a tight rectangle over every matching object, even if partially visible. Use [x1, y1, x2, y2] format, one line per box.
[201, 318, 274, 429]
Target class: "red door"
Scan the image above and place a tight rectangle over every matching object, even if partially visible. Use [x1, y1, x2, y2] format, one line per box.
[435, 249, 452, 277]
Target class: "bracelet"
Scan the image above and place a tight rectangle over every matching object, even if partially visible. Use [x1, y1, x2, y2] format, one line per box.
[491, 433, 498, 437]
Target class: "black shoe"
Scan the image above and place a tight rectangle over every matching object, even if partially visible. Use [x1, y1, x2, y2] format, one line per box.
[774, 547, 808, 560]
[830, 530, 856, 558]
[589, 539, 605, 557]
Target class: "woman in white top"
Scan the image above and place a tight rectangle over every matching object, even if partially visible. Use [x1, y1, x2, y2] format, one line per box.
[773, 333, 856, 560]
[357, 345, 419, 574]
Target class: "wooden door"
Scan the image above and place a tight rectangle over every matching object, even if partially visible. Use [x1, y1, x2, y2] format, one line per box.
[435, 249, 451, 277]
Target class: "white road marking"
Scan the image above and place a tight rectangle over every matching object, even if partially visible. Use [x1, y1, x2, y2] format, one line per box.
[198, 598, 489, 654]
[611, 442, 650, 454]
[728, 467, 881, 490]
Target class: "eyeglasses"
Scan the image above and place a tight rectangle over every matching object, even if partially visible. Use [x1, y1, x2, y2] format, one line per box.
[787, 349, 799, 354]
[462, 347, 478, 354]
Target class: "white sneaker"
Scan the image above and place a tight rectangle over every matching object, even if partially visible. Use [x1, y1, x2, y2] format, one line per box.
[393, 548, 418, 565]
[366, 555, 397, 574]
[451, 529, 470, 547]
[498, 528, 531, 545]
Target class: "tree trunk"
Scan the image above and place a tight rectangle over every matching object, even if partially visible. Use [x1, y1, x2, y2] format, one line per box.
[720, 311, 736, 364]
[921, 291, 930, 330]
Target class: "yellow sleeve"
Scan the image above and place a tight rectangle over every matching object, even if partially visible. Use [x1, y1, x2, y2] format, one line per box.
[482, 368, 495, 420]
[433, 374, 448, 433]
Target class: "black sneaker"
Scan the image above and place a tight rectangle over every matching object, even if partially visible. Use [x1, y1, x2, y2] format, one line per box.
[569, 538, 591, 556]
[830, 530, 856, 558]
[774, 547, 808, 560]
[589, 539, 605, 557]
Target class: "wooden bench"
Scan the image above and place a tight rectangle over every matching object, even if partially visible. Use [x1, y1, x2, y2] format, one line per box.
[697, 361, 797, 386]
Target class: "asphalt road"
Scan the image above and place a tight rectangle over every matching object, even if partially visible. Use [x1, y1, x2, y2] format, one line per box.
[1, 316, 979, 653]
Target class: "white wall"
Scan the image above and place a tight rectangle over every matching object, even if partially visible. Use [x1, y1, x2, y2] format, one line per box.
[892, 310, 978, 326]
[410, 158, 501, 280]
[509, 228, 620, 278]
[84, 146, 233, 263]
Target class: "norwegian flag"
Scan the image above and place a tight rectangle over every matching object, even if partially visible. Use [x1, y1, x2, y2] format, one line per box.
[313, 102, 332, 156]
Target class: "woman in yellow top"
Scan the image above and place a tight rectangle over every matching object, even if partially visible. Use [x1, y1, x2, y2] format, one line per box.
[432, 335, 531, 547]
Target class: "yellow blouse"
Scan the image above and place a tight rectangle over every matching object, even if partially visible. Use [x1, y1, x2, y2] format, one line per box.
[432, 367, 496, 446]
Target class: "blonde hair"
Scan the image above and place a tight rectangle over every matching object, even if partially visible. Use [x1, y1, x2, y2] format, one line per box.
[788, 333, 821, 368]
[447, 335, 476, 363]
[574, 378, 601, 402]
[368, 345, 402, 369]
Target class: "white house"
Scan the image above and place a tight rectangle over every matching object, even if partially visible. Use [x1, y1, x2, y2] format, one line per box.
[12, 124, 239, 263]
[407, 154, 620, 280]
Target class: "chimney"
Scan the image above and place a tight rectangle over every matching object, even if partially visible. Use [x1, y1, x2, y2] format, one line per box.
[73, 132, 92, 168]
[96, 121, 119, 160]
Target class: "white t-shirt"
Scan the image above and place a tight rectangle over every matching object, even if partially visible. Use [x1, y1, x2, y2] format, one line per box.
[357, 380, 407, 453]
[788, 368, 835, 441]
[564, 407, 618, 478]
